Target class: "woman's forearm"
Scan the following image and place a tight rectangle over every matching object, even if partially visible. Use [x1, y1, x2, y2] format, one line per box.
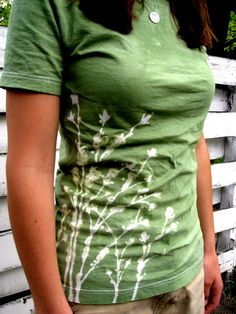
[195, 134, 216, 254]
[7, 164, 70, 313]
[6, 91, 72, 313]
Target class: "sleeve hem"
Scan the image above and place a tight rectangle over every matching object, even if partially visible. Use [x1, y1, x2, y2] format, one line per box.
[0, 71, 62, 96]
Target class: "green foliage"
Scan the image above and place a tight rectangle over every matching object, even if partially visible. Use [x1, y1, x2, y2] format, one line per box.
[225, 11, 236, 58]
[0, 0, 11, 27]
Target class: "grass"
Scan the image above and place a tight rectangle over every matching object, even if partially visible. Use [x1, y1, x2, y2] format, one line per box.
[213, 267, 236, 314]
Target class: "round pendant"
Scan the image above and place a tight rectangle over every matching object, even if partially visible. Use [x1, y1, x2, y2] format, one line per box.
[149, 11, 160, 24]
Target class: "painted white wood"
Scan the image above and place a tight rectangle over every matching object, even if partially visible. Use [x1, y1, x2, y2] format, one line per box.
[212, 188, 221, 205]
[218, 250, 235, 273]
[0, 296, 34, 314]
[219, 250, 234, 273]
[0, 115, 7, 153]
[230, 228, 236, 242]
[214, 207, 236, 233]
[208, 56, 236, 86]
[221, 185, 236, 209]
[224, 137, 236, 162]
[0, 88, 6, 113]
[0, 266, 29, 298]
[229, 87, 236, 112]
[204, 112, 236, 139]
[0, 154, 6, 197]
[0, 27, 7, 69]
[211, 162, 236, 189]
[0, 197, 10, 232]
[209, 88, 228, 112]
[206, 138, 225, 160]
[0, 231, 21, 273]
[0, 151, 60, 197]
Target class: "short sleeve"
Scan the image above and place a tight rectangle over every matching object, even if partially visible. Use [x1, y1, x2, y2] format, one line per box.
[0, 0, 63, 96]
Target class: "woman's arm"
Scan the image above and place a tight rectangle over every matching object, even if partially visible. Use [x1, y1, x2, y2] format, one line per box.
[6, 90, 72, 314]
[195, 133, 223, 314]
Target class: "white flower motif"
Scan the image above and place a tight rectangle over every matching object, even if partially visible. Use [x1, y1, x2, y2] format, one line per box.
[149, 203, 156, 211]
[139, 232, 149, 243]
[141, 219, 150, 227]
[106, 269, 112, 276]
[67, 111, 75, 122]
[165, 207, 175, 219]
[93, 133, 102, 146]
[137, 259, 146, 273]
[124, 259, 131, 269]
[99, 110, 111, 124]
[146, 175, 152, 183]
[121, 173, 134, 192]
[63, 185, 70, 193]
[109, 207, 125, 214]
[95, 247, 110, 263]
[84, 167, 102, 187]
[105, 168, 120, 179]
[125, 238, 135, 246]
[103, 178, 114, 186]
[147, 148, 158, 158]
[138, 188, 149, 194]
[81, 246, 90, 261]
[71, 94, 79, 105]
[170, 222, 179, 232]
[71, 167, 80, 184]
[114, 133, 126, 145]
[139, 114, 152, 125]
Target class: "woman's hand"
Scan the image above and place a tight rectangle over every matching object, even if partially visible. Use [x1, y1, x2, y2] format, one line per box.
[204, 251, 223, 314]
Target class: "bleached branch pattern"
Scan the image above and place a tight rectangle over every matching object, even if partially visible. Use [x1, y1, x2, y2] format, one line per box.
[56, 94, 179, 303]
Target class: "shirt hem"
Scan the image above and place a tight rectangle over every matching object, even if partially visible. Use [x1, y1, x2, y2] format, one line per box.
[0, 71, 62, 96]
[64, 256, 203, 304]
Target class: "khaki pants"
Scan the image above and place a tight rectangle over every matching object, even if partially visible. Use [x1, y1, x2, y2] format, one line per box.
[68, 268, 204, 314]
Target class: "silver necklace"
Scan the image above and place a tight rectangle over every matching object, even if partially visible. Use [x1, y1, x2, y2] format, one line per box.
[144, 0, 160, 24]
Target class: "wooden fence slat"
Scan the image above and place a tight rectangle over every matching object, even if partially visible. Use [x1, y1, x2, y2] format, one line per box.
[214, 207, 236, 233]
[212, 188, 221, 205]
[218, 250, 235, 273]
[208, 56, 236, 86]
[206, 138, 225, 160]
[0, 231, 21, 273]
[0, 196, 10, 232]
[0, 88, 6, 113]
[224, 137, 236, 162]
[211, 162, 236, 189]
[209, 87, 229, 112]
[204, 112, 236, 139]
[0, 27, 7, 69]
[0, 267, 29, 298]
[0, 154, 6, 196]
[0, 115, 7, 153]
[0, 296, 33, 314]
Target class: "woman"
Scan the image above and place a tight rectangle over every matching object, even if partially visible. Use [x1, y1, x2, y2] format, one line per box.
[0, 0, 223, 313]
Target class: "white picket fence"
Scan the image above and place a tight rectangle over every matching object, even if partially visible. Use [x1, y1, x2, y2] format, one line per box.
[0, 26, 236, 313]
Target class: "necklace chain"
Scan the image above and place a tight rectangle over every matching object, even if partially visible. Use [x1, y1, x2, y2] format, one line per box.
[144, 0, 159, 14]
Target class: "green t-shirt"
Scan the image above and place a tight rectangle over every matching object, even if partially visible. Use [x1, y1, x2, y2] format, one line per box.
[0, 0, 215, 305]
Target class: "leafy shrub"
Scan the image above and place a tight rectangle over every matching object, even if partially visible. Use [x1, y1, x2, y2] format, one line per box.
[0, 0, 12, 27]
